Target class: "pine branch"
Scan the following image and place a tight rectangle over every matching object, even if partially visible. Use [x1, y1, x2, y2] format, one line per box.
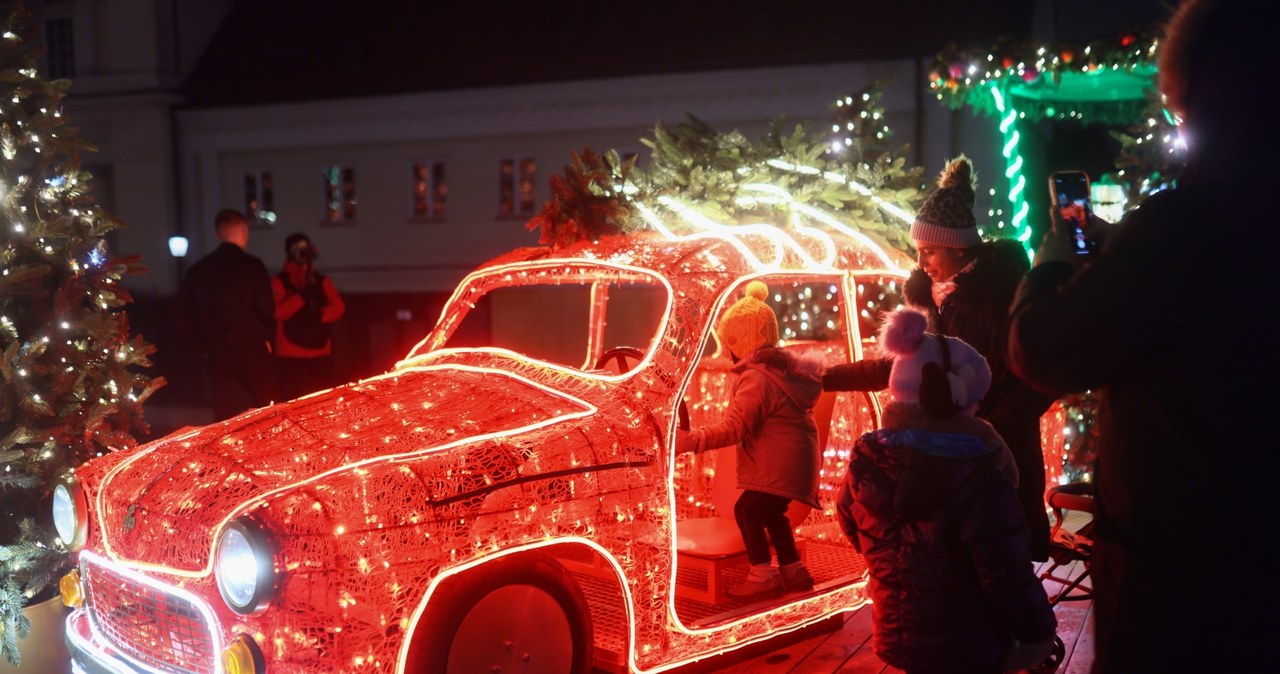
[1, 10, 161, 665]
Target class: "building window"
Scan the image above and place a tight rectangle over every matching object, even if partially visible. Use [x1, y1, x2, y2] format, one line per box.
[243, 171, 276, 227]
[43, 17, 75, 79]
[322, 165, 356, 223]
[411, 160, 447, 220]
[497, 157, 536, 217]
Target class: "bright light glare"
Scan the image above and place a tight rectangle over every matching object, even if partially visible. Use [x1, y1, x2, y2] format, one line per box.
[216, 528, 261, 608]
[168, 235, 189, 258]
[52, 484, 76, 544]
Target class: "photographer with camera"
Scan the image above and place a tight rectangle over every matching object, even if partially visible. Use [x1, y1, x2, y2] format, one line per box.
[272, 232, 345, 400]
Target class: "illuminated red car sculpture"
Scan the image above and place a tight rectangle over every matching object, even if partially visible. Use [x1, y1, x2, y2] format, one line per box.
[54, 226, 916, 674]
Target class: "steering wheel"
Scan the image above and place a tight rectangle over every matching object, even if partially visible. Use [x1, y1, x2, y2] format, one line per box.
[594, 346, 645, 374]
[594, 346, 689, 431]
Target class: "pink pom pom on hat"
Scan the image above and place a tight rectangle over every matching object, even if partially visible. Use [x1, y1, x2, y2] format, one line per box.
[878, 306, 991, 414]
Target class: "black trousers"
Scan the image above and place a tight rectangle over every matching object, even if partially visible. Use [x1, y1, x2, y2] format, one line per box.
[208, 339, 276, 421]
[733, 489, 799, 567]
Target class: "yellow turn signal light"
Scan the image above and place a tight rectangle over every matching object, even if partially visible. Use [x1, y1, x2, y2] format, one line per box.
[59, 570, 83, 608]
[221, 634, 263, 674]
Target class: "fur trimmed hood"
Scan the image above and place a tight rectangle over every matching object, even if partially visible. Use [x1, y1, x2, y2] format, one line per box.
[905, 237, 1028, 313]
[736, 346, 824, 416]
[733, 346, 824, 380]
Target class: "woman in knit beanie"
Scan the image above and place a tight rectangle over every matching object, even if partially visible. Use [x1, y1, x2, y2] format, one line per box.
[825, 156, 1055, 563]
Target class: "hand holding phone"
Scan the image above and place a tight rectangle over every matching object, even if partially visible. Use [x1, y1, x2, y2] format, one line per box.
[1049, 171, 1098, 256]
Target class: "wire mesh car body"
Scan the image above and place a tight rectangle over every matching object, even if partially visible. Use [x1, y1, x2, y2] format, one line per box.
[57, 229, 913, 674]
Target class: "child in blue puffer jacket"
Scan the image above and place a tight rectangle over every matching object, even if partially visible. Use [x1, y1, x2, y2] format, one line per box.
[835, 307, 1056, 674]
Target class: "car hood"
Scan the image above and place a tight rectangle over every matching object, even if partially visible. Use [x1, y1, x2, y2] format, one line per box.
[95, 364, 593, 569]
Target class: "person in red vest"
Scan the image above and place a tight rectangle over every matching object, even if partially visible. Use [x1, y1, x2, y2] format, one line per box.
[272, 232, 345, 400]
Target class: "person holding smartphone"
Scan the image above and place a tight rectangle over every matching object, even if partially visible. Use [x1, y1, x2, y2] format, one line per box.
[1007, 1, 1276, 671]
[825, 155, 1056, 563]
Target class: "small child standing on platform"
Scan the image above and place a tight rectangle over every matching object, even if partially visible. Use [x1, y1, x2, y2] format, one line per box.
[835, 307, 1056, 674]
[678, 281, 823, 599]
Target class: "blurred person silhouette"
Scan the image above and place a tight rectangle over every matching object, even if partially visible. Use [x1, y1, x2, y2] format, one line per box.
[825, 156, 1055, 562]
[1007, 1, 1278, 671]
[272, 232, 345, 400]
[176, 209, 276, 421]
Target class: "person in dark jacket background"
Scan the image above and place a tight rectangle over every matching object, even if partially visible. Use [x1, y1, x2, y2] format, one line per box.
[838, 307, 1056, 674]
[1007, 1, 1277, 671]
[678, 281, 823, 599]
[176, 209, 276, 421]
[825, 156, 1054, 561]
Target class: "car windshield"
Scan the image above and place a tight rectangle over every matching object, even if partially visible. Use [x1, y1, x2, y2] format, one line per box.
[411, 263, 671, 373]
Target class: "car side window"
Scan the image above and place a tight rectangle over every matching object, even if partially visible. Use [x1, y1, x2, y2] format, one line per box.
[852, 275, 904, 349]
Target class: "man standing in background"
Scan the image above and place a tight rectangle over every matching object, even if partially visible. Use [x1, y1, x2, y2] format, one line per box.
[176, 209, 276, 421]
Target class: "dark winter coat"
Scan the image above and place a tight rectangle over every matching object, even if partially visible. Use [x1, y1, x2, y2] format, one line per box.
[825, 238, 1054, 560]
[836, 401, 1056, 673]
[177, 242, 274, 351]
[687, 347, 823, 509]
[1008, 180, 1277, 673]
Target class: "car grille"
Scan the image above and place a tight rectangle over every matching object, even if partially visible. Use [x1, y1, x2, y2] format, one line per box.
[83, 557, 218, 674]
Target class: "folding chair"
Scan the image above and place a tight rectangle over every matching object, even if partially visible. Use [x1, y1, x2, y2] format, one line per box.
[1038, 481, 1095, 606]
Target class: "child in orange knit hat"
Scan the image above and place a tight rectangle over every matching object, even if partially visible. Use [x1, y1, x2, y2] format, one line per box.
[679, 281, 824, 599]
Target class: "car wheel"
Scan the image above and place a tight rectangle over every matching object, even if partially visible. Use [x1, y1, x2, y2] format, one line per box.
[407, 552, 594, 674]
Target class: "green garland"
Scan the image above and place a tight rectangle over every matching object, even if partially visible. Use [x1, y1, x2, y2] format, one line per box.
[929, 28, 1162, 125]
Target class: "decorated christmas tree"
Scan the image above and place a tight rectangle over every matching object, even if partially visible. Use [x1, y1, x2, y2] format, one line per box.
[1, 5, 162, 664]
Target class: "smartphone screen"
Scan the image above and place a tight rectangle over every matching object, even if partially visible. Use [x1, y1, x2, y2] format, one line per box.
[1051, 172, 1097, 256]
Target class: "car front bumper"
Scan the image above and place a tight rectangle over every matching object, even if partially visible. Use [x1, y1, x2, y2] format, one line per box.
[65, 608, 148, 674]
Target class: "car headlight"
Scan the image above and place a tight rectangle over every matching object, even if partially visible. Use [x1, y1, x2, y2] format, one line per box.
[214, 519, 277, 615]
[52, 481, 88, 550]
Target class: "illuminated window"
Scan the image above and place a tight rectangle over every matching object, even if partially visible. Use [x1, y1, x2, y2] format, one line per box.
[243, 171, 276, 228]
[410, 160, 447, 220]
[853, 275, 905, 346]
[769, 280, 848, 343]
[43, 17, 74, 79]
[497, 157, 536, 217]
[322, 165, 356, 223]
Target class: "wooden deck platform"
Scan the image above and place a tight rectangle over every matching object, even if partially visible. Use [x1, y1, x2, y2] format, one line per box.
[664, 533, 1095, 674]
[666, 557, 1093, 674]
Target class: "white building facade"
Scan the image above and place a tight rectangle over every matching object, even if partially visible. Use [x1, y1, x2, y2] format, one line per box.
[24, 0, 1019, 423]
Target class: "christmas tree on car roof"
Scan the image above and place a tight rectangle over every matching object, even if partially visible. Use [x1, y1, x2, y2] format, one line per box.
[0, 4, 162, 665]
